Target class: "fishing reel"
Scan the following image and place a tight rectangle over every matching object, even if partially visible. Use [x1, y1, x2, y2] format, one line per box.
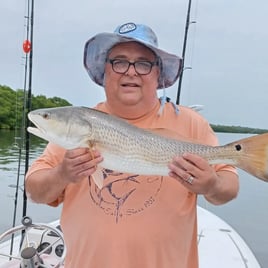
[0, 216, 66, 268]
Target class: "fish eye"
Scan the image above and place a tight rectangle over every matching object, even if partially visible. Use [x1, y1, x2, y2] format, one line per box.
[42, 113, 50, 119]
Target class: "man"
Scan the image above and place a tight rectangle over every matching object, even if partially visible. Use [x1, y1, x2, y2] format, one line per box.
[26, 22, 239, 268]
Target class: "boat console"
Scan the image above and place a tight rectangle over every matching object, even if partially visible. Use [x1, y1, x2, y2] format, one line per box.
[0, 216, 65, 268]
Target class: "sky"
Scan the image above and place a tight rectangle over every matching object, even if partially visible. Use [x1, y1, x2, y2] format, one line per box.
[1, 0, 268, 129]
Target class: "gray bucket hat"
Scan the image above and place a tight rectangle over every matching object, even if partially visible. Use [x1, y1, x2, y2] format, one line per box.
[83, 22, 182, 89]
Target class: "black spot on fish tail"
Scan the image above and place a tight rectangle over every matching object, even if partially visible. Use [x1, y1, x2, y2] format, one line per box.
[235, 144, 242, 151]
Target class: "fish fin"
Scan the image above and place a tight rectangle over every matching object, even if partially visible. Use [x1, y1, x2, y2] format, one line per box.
[227, 133, 268, 182]
[87, 144, 104, 189]
[92, 167, 104, 189]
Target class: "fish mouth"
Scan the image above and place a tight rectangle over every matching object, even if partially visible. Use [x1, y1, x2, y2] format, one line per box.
[28, 113, 41, 130]
[27, 113, 47, 137]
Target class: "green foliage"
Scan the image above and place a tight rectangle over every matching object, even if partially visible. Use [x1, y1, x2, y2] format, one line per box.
[0, 85, 72, 129]
[32, 95, 71, 110]
[0, 85, 18, 129]
[1, 84, 267, 134]
[210, 124, 268, 134]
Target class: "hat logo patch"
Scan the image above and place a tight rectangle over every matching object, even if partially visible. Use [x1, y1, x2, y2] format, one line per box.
[119, 23, 137, 34]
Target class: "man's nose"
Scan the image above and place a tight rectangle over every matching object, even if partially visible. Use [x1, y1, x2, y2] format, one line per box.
[125, 63, 138, 76]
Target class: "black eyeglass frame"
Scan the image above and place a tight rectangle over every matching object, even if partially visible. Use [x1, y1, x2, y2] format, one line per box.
[106, 58, 159, 75]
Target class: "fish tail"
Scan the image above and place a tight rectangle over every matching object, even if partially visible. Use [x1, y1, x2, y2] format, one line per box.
[227, 133, 268, 182]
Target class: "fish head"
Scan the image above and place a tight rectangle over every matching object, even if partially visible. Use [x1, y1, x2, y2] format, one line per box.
[27, 106, 94, 149]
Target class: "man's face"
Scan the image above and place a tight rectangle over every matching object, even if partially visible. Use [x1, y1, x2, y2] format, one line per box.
[104, 42, 160, 109]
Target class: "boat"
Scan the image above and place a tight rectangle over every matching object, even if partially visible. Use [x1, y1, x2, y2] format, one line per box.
[0, 0, 262, 267]
[0, 217, 65, 268]
[197, 206, 261, 267]
[0, 206, 261, 267]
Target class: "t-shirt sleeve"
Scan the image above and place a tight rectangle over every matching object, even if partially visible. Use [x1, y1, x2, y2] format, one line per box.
[26, 142, 66, 206]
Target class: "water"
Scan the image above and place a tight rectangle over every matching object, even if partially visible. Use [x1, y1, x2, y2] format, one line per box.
[0, 130, 267, 267]
[0, 130, 62, 232]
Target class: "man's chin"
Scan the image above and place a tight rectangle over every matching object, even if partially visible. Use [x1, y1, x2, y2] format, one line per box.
[119, 92, 141, 105]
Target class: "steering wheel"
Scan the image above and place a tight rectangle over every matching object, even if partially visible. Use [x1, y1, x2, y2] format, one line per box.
[0, 216, 66, 268]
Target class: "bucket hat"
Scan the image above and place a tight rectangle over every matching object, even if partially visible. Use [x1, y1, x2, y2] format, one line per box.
[84, 22, 182, 89]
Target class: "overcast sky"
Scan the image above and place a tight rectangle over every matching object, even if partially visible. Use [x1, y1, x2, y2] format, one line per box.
[1, 0, 268, 129]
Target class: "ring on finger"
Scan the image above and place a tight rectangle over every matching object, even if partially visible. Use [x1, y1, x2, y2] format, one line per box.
[185, 175, 194, 185]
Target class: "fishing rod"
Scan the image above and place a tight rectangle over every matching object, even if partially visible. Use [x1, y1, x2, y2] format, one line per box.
[9, 0, 34, 256]
[176, 0, 195, 105]
[23, 0, 34, 218]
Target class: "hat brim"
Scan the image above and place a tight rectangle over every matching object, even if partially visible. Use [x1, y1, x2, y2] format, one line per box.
[83, 33, 182, 89]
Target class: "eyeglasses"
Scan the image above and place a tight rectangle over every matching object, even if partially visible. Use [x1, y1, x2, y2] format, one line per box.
[107, 59, 158, 75]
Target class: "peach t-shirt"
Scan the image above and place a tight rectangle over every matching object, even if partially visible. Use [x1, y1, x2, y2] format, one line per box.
[26, 102, 237, 268]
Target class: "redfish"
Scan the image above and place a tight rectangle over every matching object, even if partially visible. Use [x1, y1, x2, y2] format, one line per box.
[27, 106, 268, 188]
